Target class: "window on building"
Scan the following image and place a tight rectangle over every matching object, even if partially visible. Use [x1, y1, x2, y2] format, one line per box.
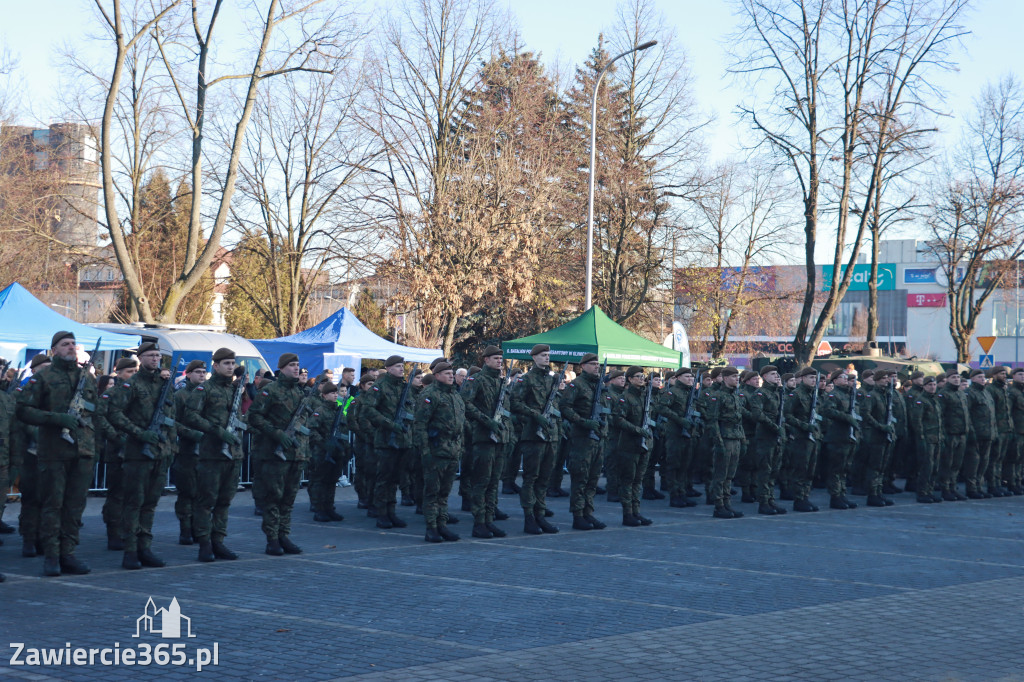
[82, 300, 90, 316]
[992, 301, 1024, 337]
[107, 270, 114, 281]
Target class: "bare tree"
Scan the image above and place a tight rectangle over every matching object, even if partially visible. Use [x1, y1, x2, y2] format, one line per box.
[730, 0, 967, 366]
[926, 76, 1024, 362]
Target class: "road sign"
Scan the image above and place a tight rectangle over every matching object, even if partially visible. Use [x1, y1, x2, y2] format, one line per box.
[977, 336, 997, 353]
[979, 354, 994, 369]
[816, 341, 833, 357]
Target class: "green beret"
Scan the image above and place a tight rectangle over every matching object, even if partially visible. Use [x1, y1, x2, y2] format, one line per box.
[138, 342, 159, 356]
[384, 355, 404, 368]
[115, 357, 137, 372]
[828, 369, 846, 382]
[607, 370, 624, 380]
[922, 375, 936, 385]
[51, 331, 75, 348]
[186, 360, 207, 374]
[625, 366, 644, 378]
[759, 365, 779, 377]
[429, 357, 447, 370]
[969, 368, 985, 379]
[781, 373, 794, 382]
[481, 345, 502, 358]
[434, 362, 453, 373]
[31, 353, 52, 369]
[796, 367, 817, 378]
[212, 347, 236, 363]
[320, 382, 339, 394]
[530, 344, 550, 356]
[580, 352, 599, 365]
[720, 367, 739, 378]
[278, 352, 300, 369]
[674, 367, 693, 378]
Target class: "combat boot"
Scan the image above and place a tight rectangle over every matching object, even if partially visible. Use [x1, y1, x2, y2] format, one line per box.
[446, 515, 460, 524]
[493, 508, 509, 520]
[265, 539, 285, 556]
[770, 502, 788, 514]
[401, 494, 415, 506]
[178, 520, 194, 545]
[941, 489, 958, 502]
[866, 495, 887, 507]
[437, 524, 460, 541]
[669, 495, 687, 508]
[327, 509, 345, 522]
[966, 489, 985, 499]
[424, 526, 442, 543]
[387, 512, 408, 528]
[367, 507, 379, 518]
[314, 512, 332, 522]
[22, 538, 37, 558]
[472, 523, 494, 538]
[741, 488, 756, 504]
[122, 551, 142, 570]
[793, 498, 817, 512]
[931, 491, 943, 503]
[523, 513, 543, 535]
[642, 488, 664, 500]
[685, 487, 701, 497]
[758, 503, 778, 515]
[376, 516, 394, 529]
[882, 482, 903, 494]
[535, 515, 559, 534]
[712, 507, 735, 519]
[107, 526, 124, 551]
[43, 556, 62, 576]
[622, 513, 642, 526]
[572, 515, 594, 531]
[485, 522, 507, 537]
[278, 535, 302, 554]
[842, 496, 858, 509]
[584, 514, 607, 529]
[830, 496, 850, 510]
[542, 509, 554, 518]
[138, 547, 166, 568]
[59, 555, 90, 575]
[954, 490, 968, 501]
[212, 541, 238, 560]
[197, 540, 216, 563]
[635, 513, 654, 525]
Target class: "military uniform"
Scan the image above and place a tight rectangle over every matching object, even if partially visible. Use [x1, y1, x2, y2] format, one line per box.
[1006, 377, 1024, 494]
[363, 366, 417, 527]
[95, 381, 126, 548]
[613, 379, 654, 525]
[734, 381, 759, 502]
[17, 352, 97, 573]
[461, 365, 512, 535]
[511, 364, 560, 525]
[935, 381, 970, 500]
[705, 378, 746, 517]
[247, 372, 311, 552]
[13, 396, 43, 556]
[820, 382, 860, 507]
[603, 381, 625, 501]
[657, 376, 699, 507]
[985, 375, 1013, 496]
[414, 376, 465, 541]
[183, 369, 246, 559]
[348, 389, 377, 510]
[307, 395, 350, 521]
[964, 379, 996, 497]
[173, 379, 205, 543]
[861, 382, 896, 505]
[0, 388, 14, 533]
[783, 377, 821, 511]
[107, 366, 177, 566]
[559, 366, 613, 528]
[750, 381, 787, 513]
[908, 386, 943, 501]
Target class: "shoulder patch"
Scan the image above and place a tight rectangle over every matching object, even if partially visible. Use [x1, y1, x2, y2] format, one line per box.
[196, 385, 204, 391]
[619, 398, 625, 402]
[372, 386, 379, 391]
[261, 390, 269, 396]
[29, 378, 37, 384]
[102, 394, 109, 399]
[711, 397, 717, 401]
[424, 398, 431, 403]
[123, 383, 131, 388]
[313, 411, 321, 417]
[467, 376, 474, 381]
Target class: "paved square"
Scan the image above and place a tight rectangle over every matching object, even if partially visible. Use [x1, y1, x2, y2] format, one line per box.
[2, 480, 1024, 681]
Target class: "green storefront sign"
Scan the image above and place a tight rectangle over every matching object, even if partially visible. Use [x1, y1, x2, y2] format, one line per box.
[821, 263, 896, 291]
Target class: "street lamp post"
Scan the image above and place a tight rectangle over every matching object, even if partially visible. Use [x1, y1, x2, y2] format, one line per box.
[584, 39, 657, 310]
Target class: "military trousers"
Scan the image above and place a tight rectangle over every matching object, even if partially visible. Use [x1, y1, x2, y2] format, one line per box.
[864, 436, 893, 498]
[19, 452, 41, 543]
[734, 438, 755, 491]
[915, 440, 939, 496]
[662, 437, 693, 497]
[987, 434, 1012, 490]
[940, 434, 967, 492]
[402, 445, 423, 505]
[752, 437, 783, 504]
[38, 456, 92, 558]
[963, 438, 992, 494]
[309, 450, 348, 512]
[568, 437, 603, 516]
[548, 436, 571, 492]
[642, 436, 666, 492]
[824, 439, 855, 498]
[121, 458, 169, 553]
[422, 454, 458, 528]
[373, 446, 408, 515]
[784, 437, 817, 501]
[501, 438, 520, 485]
[709, 438, 741, 508]
[603, 433, 620, 497]
[1006, 436, 1024, 490]
[172, 451, 198, 533]
[101, 456, 124, 534]
[353, 440, 377, 505]
[194, 459, 241, 542]
[468, 441, 502, 524]
[254, 458, 302, 539]
[518, 439, 556, 516]
[616, 446, 650, 514]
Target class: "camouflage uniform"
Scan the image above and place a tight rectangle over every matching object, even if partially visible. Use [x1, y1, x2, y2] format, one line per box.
[461, 367, 512, 526]
[908, 390, 943, 498]
[362, 371, 415, 520]
[704, 383, 746, 513]
[603, 383, 624, 500]
[613, 383, 654, 521]
[783, 381, 820, 506]
[510, 365, 560, 518]
[95, 381, 126, 544]
[964, 381, 996, 496]
[559, 370, 613, 520]
[750, 383, 786, 510]
[985, 377, 1013, 495]
[821, 385, 861, 502]
[0, 389, 14, 529]
[307, 396, 351, 518]
[348, 392, 377, 509]
[173, 380, 205, 541]
[1006, 378, 1024, 493]
[935, 383, 969, 498]
[12, 398, 42, 553]
[414, 380, 466, 530]
[657, 380, 699, 506]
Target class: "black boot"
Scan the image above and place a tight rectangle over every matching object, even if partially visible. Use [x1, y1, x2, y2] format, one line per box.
[723, 505, 743, 519]
[22, 537, 37, 557]
[916, 494, 935, 504]
[212, 540, 238, 560]
[954, 490, 968, 501]
[543, 509, 554, 518]
[367, 507, 379, 518]
[770, 502, 788, 515]
[502, 482, 521, 495]
[486, 522, 507, 537]
[415, 504, 423, 515]
[198, 540, 216, 563]
[536, 514, 559, 533]
[584, 514, 606, 529]
[425, 526, 443, 543]
[59, 555, 90, 575]
[122, 551, 142, 570]
[265, 539, 285, 556]
[138, 547, 166, 568]
[493, 508, 509, 521]
[635, 513, 654, 525]
[376, 515, 394, 529]
[437, 524, 460, 541]
[758, 503, 778, 515]
[107, 526, 124, 551]
[669, 495, 687, 508]
[572, 515, 594, 530]
[472, 523, 494, 539]
[793, 498, 817, 512]
[387, 512, 408, 528]
[882, 482, 903, 494]
[327, 509, 345, 522]
[314, 511, 332, 522]
[278, 535, 302, 554]
[942, 489, 958, 502]
[830, 496, 850, 510]
[524, 513, 543, 535]
[43, 556, 62, 576]
[446, 515, 460, 524]
[178, 520, 194, 545]
[867, 495, 887, 507]
[622, 513, 642, 526]
[741, 489, 756, 504]
[685, 487, 701, 497]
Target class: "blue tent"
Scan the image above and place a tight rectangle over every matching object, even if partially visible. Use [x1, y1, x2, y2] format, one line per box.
[0, 282, 141, 365]
[249, 307, 441, 376]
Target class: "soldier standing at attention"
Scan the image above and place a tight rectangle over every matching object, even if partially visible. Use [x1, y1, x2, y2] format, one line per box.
[559, 353, 612, 530]
[985, 367, 1013, 496]
[349, 373, 377, 513]
[415, 362, 465, 542]
[1006, 368, 1024, 494]
[603, 370, 626, 503]
[511, 344, 561, 535]
[173, 359, 208, 546]
[96, 357, 137, 550]
[16, 332, 97, 576]
[461, 346, 511, 539]
[704, 366, 746, 519]
[658, 367, 699, 509]
[107, 342, 176, 570]
[784, 367, 821, 513]
[909, 376, 944, 503]
[735, 370, 761, 503]
[821, 370, 860, 510]
[934, 371, 969, 501]
[641, 372, 667, 501]
[14, 354, 50, 559]
[964, 369, 996, 498]
[307, 382, 349, 523]
[750, 365, 788, 515]
[184, 348, 246, 562]
[247, 352, 310, 555]
[613, 366, 654, 526]
[364, 355, 415, 530]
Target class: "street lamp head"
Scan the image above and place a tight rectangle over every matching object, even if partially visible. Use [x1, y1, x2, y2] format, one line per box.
[636, 40, 658, 51]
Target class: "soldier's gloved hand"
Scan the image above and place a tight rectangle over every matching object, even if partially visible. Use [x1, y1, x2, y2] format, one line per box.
[138, 430, 160, 445]
[49, 413, 80, 430]
[278, 432, 298, 449]
[535, 414, 551, 429]
[218, 427, 241, 446]
[853, 413, 863, 421]
[641, 427, 653, 439]
[387, 420, 405, 434]
[486, 417, 503, 432]
[581, 419, 601, 430]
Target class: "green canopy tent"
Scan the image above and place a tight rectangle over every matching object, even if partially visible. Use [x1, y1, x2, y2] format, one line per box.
[501, 306, 683, 369]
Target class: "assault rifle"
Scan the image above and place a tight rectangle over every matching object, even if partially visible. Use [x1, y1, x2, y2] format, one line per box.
[807, 371, 822, 443]
[681, 371, 701, 438]
[489, 368, 513, 444]
[141, 355, 183, 459]
[847, 382, 860, 443]
[535, 369, 565, 441]
[885, 383, 896, 444]
[325, 395, 352, 464]
[274, 397, 311, 461]
[587, 359, 610, 442]
[61, 338, 102, 445]
[387, 368, 419, 449]
[776, 384, 786, 444]
[222, 366, 248, 459]
[640, 372, 656, 452]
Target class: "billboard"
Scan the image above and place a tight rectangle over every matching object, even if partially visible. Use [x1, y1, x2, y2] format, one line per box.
[904, 266, 965, 285]
[907, 293, 946, 308]
[720, 266, 777, 292]
[821, 263, 895, 291]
